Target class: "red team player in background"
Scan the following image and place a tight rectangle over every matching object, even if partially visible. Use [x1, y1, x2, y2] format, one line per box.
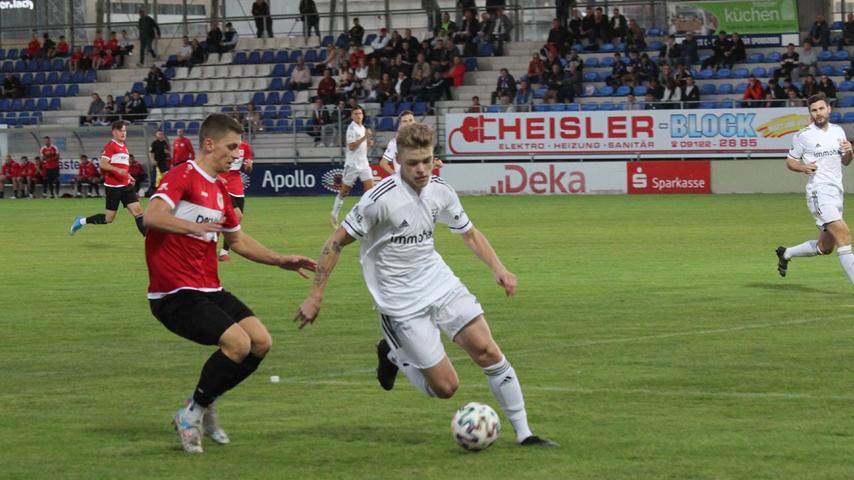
[40, 136, 61, 198]
[218, 136, 253, 261]
[142, 113, 315, 454]
[74, 154, 101, 197]
[69, 120, 146, 236]
[0, 154, 22, 198]
[172, 128, 196, 166]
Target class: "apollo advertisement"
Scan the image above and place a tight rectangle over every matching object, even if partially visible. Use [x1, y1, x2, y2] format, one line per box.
[444, 109, 807, 159]
[439, 162, 628, 195]
[667, 0, 799, 35]
[244, 163, 366, 196]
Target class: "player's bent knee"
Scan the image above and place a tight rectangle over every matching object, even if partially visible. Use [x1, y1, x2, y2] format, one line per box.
[431, 379, 459, 399]
[251, 332, 273, 357]
[470, 344, 503, 368]
[220, 329, 252, 361]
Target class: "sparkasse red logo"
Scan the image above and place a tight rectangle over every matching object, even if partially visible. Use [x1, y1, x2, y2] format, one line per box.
[627, 161, 711, 194]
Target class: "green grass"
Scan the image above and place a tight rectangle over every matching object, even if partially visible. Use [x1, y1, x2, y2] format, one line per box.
[2, 194, 854, 479]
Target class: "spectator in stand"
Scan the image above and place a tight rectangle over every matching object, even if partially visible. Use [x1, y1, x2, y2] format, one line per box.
[137, 9, 161, 66]
[659, 35, 681, 67]
[766, 77, 787, 107]
[308, 97, 332, 144]
[588, 7, 610, 49]
[349, 18, 365, 46]
[370, 28, 391, 59]
[221, 23, 239, 55]
[625, 93, 640, 110]
[244, 102, 263, 134]
[118, 30, 134, 67]
[660, 77, 682, 109]
[701, 31, 732, 70]
[801, 74, 818, 98]
[0, 155, 21, 198]
[189, 38, 206, 70]
[514, 80, 533, 111]
[171, 128, 195, 166]
[679, 32, 699, 66]
[818, 74, 837, 104]
[774, 43, 799, 80]
[124, 91, 148, 122]
[555, 0, 570, 29]
[290, 57, 312, 91]
[318, 68, 338, 104]
[252, 0, 273, 38]
[430, 38, 451, 73]
[440, 11, 458, 36]
[498, 93, 513, 112]
[624, 19, 646, 54]
[545, 18, 571, 57]
[445, 55, 466, 88]
[354, 57, 369, 80]
[71, 155, 101, 197]
[490, 8, 513, 56]
[543, 63, 565, 102]
[421, 70, 450, 104]
[476, 12, 494, 47]
[568, 8, 583, 45]
[41, 33, 57, 59]
[609, 8, 627, 45]
[786, 88, 805, 107]
[638, 53, 659, 83]
[808, 14, 831, 50]
[167, 36, 193, 68]
[606, 52, 630, 87]
[783, 78, 801, 97]
[391, 70, 412, 102]
[525, 52, 546, 84]
[92, 30, 105, 53]
[145, 66, 170, 95]
[18, 156, 38, 198]
[673, 63, 691, 86]
[90, 47, 110, 70]
[648, 77, 664, 99]
[55, 35, 70, 58]
[103, 94, 118, 123]
[490, 68, 516, 104]
[723, 32, 746, 69]
[22, 32, 41, 60]
[795, 40, 818, 81]
[349, 47, 368, 71]
[581, 6, 595, 46]
[128, 155, 147, 195]
[467, 95, 482, 112]
[742, 75, 766, 107]
[367, 55, 383, 80]
[2, 73, 25, 98]
[643, 91, 661, 110]
[299, 0, 321, 41]
[455, 10, 480, 56]
[407, 68, 428, 101]
[840, 13, 854, 50]
[563, 62, 582, 101]
[658, 63, 673, 86]
[375, 72, 395, 103]
[106, 31, 121, 65]
[81, 93, 105, 125]
[206, 21, 224, 59]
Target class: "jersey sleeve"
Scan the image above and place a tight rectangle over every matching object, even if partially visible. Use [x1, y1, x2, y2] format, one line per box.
[342, 195, 380, 240]
[346, 125, 360, 145]
[382, 141, 395, 162]
[101, 142, 116, 163]
[150, 168, 191, 209]
[436, 180, 473, 234]
[219, 182, 241, 232]
[243, 143, 253, 161]
[788, 132, 804, 161]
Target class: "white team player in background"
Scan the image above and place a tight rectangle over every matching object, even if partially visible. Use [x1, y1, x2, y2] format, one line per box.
[777, 92, 854, 280]
[296, 123, 558, 447]
[331, 105, 374, 227]
[378, 110, 443, 176]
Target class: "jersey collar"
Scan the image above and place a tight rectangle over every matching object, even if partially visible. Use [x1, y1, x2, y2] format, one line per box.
[189, 160, 217, 183]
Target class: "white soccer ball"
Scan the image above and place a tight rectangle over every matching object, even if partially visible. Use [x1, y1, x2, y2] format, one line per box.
[451, 402, 501, 451]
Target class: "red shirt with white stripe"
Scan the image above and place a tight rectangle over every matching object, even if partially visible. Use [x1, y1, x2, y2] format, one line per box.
[221, 140, 253, 197]
[146, 161, 241, 299]
[172, 137, 195, 166]
[101, 140, 130, 187]
[40, 145, 60, 170]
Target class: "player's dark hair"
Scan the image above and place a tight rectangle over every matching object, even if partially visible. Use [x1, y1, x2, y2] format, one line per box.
[398, 110, 415, 120]
[111, 120, 128, 131]
[808, 92, 828, 107]
[396, 123, 435, 154]
[199, 113, 244, 144]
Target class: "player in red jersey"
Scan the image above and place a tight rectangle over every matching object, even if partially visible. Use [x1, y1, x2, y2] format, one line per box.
[69, 120, 146, 236]
[18, 156, 38, 198]
[171, 128, 196, 166]
[73, 154, 101, 197]
[217, 137, 253, 261]
[143, 113, 316, 454]
[0, 154, 22, 198]
[40, 136, 61, 198]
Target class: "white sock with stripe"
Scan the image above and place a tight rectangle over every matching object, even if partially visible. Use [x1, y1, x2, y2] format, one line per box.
[387, 349, 436, 397]
[785, 240, 820, 259]
[331, 195, 344, 220]
[484, 356, 533, 442]
[838, 245, 854, 283]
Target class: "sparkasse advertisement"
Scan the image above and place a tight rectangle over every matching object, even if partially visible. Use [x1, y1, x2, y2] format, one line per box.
[627, 161, 711, 194]
[444, 109, 807, 159]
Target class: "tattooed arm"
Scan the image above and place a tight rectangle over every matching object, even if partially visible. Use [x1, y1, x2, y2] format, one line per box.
[294, 226, 356, 329]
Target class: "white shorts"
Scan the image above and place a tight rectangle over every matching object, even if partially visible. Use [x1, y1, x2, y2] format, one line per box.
[342, 164, 373, 186]
[378, 285, 484, 370]
[806, 185, 844, 230]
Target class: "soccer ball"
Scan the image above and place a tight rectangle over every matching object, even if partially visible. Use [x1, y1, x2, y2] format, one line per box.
[451, 402, 500, 451]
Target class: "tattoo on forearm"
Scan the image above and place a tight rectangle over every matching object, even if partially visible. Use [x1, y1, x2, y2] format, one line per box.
[331, 241, 342, 252]
[313, 266, 327, 286]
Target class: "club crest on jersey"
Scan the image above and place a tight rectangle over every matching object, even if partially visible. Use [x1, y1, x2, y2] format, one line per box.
[217, 192, 224, 209]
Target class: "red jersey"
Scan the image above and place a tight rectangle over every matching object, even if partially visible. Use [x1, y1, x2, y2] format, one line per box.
[40, 145, 60, 169]
[27, 39, 40, 57]
[1, 161, 19, 177]
[221, 141, 253, 197]
[71, 51, 82, 62]
[129, 162, 145, 177]
[19, 162, 37, 178]
[106, 39, 119, 53]
[78, 161, 98, 178]
[56, 41, 69, 54]
[146, 162, 241, 299]
[171, 137, 195, 166]
[93, 38, 105, 51]
[101, 139, 130, 187]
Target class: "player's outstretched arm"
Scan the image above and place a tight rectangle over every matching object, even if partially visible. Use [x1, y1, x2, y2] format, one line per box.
[294, 227, 356, 329]
[461, 227, 517, 297]
[222, 230, 316, 276]
[786, 157, 816, 174]
[143, 197, 223, 237]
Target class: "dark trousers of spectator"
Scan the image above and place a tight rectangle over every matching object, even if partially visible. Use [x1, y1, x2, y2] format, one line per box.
[304, 16, 321, 38]
[255, 16, 273, 38]
[76, 178, 100, 196]
[701, 54, 723, 70]
[139, 38, 157, 65]
[46, 168, 60, 197]
[492, 33, 509, 56]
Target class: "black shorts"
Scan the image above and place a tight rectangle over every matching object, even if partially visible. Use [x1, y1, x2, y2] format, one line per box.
[229, 194, 245, 212]
[149, 289, 255, 345]
[105, 185, 139, 211]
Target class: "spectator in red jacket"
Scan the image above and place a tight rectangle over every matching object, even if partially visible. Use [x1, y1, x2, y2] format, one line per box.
[0, 154, 22, 198]
[526, 52, 546, 84]
[445, 55, 466, 87]
[92, 30, 105, 52]
[742, 75, 766, 107]
[171, 128, 196, 166]
[317, 68, 338, 104]
[23, 32, 41, 60]
[55, 35, 70, 57]
[74, 154, 101, 197]
[18, 156, 38, 198]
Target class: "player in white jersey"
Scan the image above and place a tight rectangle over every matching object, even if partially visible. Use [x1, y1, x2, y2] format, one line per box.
[296, 123, 558, 447]
[777, 92, 854, 282]
[330, 106, 374, 227]
[379, 111, 444, 176]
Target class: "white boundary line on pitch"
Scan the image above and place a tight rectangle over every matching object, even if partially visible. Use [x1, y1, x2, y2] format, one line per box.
[273, 316, 846, 384]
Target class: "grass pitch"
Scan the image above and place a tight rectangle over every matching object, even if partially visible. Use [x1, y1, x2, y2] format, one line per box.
[2, 194, 854, 479]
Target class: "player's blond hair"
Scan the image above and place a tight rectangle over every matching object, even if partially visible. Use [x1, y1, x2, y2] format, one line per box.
[396, 123, 435, 154]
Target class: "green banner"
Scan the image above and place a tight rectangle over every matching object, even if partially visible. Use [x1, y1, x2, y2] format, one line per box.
[668, 0, 799, 35]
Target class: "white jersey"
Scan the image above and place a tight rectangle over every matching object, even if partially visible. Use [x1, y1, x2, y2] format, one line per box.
[342, 174, 473, 316]
[382, 137, 400, 174]
[345, 121, 369, 170]
[788, 122, 848, 192]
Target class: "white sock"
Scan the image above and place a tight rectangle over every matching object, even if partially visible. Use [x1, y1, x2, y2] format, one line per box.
[388, 349, 436, 397]
[183, 400, 206, 425]
[484, 356, 532, 443]
[785, 240, 820, 259]
[331, 195, 344, 219]
[838, 245, 854, 283]
[80, 217, 87, 225]
[219, 248, 227, 256]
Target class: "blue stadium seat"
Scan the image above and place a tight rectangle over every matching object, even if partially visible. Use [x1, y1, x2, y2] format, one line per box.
[268, 77, 284, 90]
[167, 93, 180, 108]
[162, 121, 174, 135]
[381, 101, 396, 117]
[818, 50, 833, 61]
[647, 27, 663, 36]
[294, 118, 306, 133]
[364, 34, 377, 45]
[413, 101, 428, 116]
[718, 83, 734, 94]
[263, 105, 277, 120]
[478, 42, 494, 57]
[279, 105, 292, 118]
[318, 49, 328, 62]
[615, 85, 631, 96]
[581, 102, 599, 111]
[14, 60, 26, 72]
[251, 92, 265, 105]
[180, 94, 194, 107]
[717, 100, 734, 108]
[0, 99, 8, 112]
[132, 82, 145, 94]
[164, 67, 176, 79]
[596, 86, 614, 97]
[335, 34, 349, 49]
[275, 119, 290, 132]
[600, 43, 615, 52]
[194, 93, 207, 106]
[18, 112, 30, 125]
[751, 67, 767, 77]
[0, 49, 5, 61]
[289, 50, 303, 63]
[46, 72, 59, 84]
[700, 100, 717, 109]
[321, 35, 334, 47]
[734, 83, 747, 94]
[464, 57, 478, 71]
[82, 45, 93, 55]
[767, 51, 782, 62]
[36, 98, 48, 111]
[304, 49, 318, 63]
[819, 65, 835, 76]
[271, 63, 286, 77]
[732, 68, 749, 78]
[600, 56, 615, 67]
[747, 52, 765, 63]
[38, 59, 51, 71]
[633, 85, 647, 96]
[173, 120, 186, 132]
[584, 57, 599, 67]
[698, 69, 714, 80]
[59, 71, 71, 83]
[835, 50, 851, 60]
[485, 105, 501, 113]
[143, 94, 154, 108]
[53, 84, 67, 97]
[533, 104, 549, 112]
[839, 81, 854, 92]
[85, 70, 96, 82]
[648, 41, 663, 51]
[583, 71, 599, 82]
[263, 118, 275, 132]
[285, 64, 297, 76]
[232, 52, 247, 64]
[838, 96, 854, 107]
[187, 121, 200, 135]
[155, 95, 167, 108]
[843, 112, 854, 123]
[247, 51, 261, 64]
[548, 103, 564, 111]
[21, 72, 33, 85]
[832, 20, 845, 30]
[715, 68, 732, 79]
[70, 71, 82, 83]
[831, 111, 842, 123]
[1, 61, 13, 73]
[10, 98, 22, 111]
[266, 91, 280, 105]
[835, 65, 848, 76]
[281, 90, 295, 104]
[6, 48, 18, 60]
[397, 101, 413, 115]
[29, 85, 41, 97]
[377, 117, 395, 131]
[41, 85, 54, 97]
[261, 50, 274, 63]
[701, 83, 716, 95]
[23, 98, 35, 110]
[600, 101, 616, 110]
[48, 98, 60, 110]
